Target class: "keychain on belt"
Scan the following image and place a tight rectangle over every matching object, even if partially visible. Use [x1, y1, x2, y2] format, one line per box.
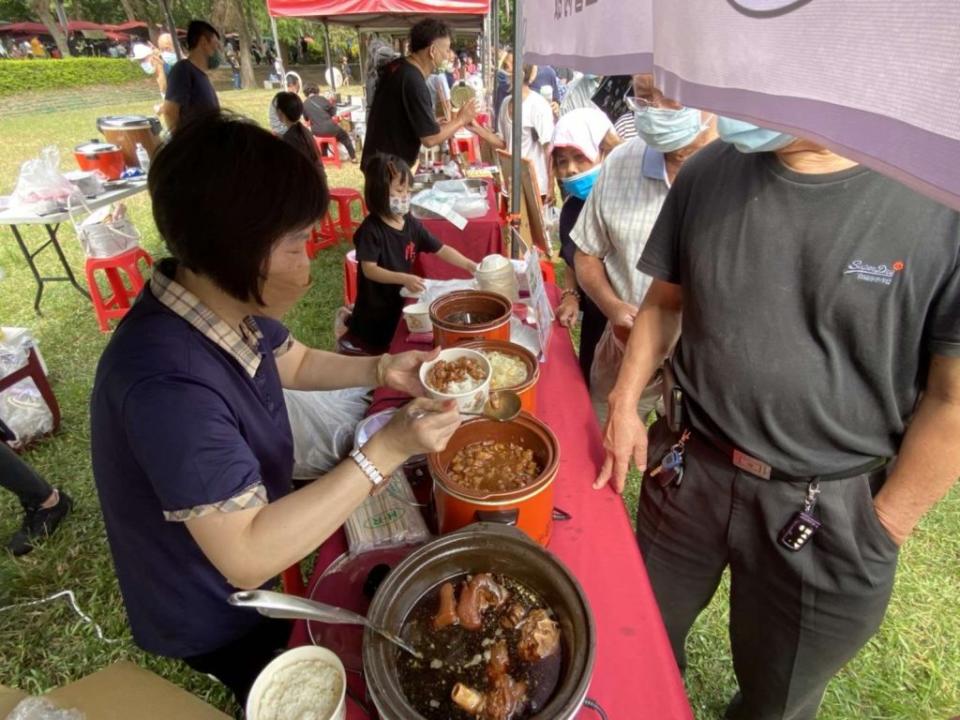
[777, 479, 821, 551]
[649, 430, 691, 487]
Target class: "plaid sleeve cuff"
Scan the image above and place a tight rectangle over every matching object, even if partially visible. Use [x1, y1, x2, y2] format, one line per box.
[273, 334, 295, 359]
[163, 482, 268, 522]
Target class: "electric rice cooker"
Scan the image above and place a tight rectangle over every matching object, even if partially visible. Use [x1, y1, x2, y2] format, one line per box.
[73, 141, 125, 181]
[96, 114, 161, 166]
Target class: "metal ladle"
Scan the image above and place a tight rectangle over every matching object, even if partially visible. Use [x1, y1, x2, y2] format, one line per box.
[413, 389, 522, 423]
[227, 590, 422, 659]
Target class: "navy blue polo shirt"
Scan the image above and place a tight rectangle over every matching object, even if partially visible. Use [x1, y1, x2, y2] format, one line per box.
[90, 261, 294, 657]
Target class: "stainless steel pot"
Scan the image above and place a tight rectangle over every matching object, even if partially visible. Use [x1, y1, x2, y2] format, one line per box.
[363, 523, 596, 720]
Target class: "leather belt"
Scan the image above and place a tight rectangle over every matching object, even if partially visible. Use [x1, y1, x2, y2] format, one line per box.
[692, 425, 888, 483]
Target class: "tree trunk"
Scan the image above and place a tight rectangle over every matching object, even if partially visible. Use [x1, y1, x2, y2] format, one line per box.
[31, 1, 71, 57]
[118, 0, 137, 22]
[235, 0, 256, 89]
[210, 0, 230, 35]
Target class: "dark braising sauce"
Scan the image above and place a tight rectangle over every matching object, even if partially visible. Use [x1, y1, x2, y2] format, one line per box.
[397, 574, 562, 720]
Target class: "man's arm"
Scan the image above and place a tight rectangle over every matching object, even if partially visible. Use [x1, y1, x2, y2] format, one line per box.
[467, 120, 506, 150]
[161, 100, 180, 132]
[575, 250, 638, 328]
[421, 101, 477, 147]
[874, 354, 960, 544]
[595, 279, 683, 492]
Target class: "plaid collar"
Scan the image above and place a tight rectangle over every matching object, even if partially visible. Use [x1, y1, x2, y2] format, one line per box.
[151, 259, 265, 378]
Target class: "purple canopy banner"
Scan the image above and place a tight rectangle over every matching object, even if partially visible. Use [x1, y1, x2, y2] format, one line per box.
[523, 0, 960, 210]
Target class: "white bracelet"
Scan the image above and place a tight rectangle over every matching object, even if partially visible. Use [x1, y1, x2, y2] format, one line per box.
[349, 448, 387, 495]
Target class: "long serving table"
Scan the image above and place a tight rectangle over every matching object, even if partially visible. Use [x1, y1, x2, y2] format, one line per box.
[414, 179, 505, 280]
[289, 287, 694, 720]
[0, 181, 148, 314]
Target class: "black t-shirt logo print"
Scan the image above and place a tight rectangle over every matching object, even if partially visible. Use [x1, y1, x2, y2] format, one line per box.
[727, 0, 814, 17]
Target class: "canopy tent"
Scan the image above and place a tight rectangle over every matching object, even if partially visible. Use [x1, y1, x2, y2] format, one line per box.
[267, 0, 490, 31]
[523, 0, 960, 212]
[0, 22, 51, 36]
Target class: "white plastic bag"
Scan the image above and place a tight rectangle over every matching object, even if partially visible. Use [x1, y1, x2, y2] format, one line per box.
[10, 146, 80, 215]
[6, 697, 85, 720]
[70, 201, 140, 259]
[284, 388, 371, 480]
[345, 470, 431, 554]
[0, 328, 54, 448]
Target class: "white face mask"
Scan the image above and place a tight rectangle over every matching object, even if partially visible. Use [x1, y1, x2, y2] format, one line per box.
[389, 195, 411, 216]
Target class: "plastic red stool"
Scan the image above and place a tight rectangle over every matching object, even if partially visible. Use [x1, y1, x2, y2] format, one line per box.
[315, 135, 342, 169]
[454, 136, 480, 164]
[306, 214, 339, 259]
[280, 563, 306, 597]
[84, 248, 154, 332]
[343, 250, 358, 306]
[328, 187, 367, 242]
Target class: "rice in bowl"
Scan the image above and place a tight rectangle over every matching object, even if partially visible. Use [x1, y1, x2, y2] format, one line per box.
[256, 658, 344, 720]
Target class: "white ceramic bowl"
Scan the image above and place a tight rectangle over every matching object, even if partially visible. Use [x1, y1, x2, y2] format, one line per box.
[419, 347, 492, 414]
[402, 302, 432, 333]
[246, 645, 347, 720]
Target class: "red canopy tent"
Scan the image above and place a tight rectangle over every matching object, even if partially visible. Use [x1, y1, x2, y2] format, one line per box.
[267, 0, 490, 31]
[0, 22, 51, 36]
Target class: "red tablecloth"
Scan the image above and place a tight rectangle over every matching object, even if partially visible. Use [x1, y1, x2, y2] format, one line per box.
[414, 179, 504, 281]
[289, 289, 693, 720]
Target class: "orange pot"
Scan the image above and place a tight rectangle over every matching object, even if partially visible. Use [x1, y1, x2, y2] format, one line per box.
[429, 290, 512, 347]
[428, 413, 560, 546]
[460, 339, 540, 414]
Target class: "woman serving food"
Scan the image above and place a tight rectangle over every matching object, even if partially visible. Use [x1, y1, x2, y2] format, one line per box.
[89, 113, 461, 706]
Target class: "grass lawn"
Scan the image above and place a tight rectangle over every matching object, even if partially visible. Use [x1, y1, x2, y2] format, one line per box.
[1, 83, 958, 719]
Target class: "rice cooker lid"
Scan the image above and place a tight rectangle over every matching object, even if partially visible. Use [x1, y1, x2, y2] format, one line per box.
[97, 114, 152, 129]
[75, 141, 120, 155]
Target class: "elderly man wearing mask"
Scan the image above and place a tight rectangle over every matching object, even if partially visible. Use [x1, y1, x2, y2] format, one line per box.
[572, 74, 716, 422]
[550, 108, 622, 384]
[597, 112, 960, 719]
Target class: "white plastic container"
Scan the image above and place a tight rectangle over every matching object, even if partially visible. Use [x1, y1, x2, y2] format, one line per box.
[475, 253, 519, 302]
[246, 645, 347, 720]
[402, 302, 432, 333]
[419, 347, 492, 414]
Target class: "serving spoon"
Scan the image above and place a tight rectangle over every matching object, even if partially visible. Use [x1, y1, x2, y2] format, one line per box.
[227, 590, 422, 659]
[413, 389, 522, 423]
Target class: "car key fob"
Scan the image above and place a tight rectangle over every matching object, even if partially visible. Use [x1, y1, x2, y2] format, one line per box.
[778, 510, 821, 552]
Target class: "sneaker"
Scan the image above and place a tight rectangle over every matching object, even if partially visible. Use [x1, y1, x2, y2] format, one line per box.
[6, 490, 73, 557]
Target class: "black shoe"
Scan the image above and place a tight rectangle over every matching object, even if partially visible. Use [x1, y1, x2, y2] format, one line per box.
[7, 490, 73, 556]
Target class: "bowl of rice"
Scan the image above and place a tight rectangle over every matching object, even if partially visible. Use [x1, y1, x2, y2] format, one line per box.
[419, 348, 492, 414]
[461, 339, 541, 413]
[246, 645, 346, 720]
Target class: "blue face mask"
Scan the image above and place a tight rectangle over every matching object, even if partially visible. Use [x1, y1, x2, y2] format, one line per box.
[633, 107, 705, 153]
[717, 116, 796, 153]
[561, 164, 601, 200]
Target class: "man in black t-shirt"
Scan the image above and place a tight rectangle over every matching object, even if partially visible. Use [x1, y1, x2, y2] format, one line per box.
[162, 20, 221, 132]
[302, 84, 357, 162]
[360, 19, 478, 170]
[598, 124, 960, 719]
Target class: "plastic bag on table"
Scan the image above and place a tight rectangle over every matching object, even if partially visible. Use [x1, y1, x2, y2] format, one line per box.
[10, 146, 80, 215]
[6, 697, 85, 720]
[284, 387, 371, 480]
[344, 470, 431, 554]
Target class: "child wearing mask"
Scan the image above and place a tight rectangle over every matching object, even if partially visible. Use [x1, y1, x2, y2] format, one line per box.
[344, 154, 478, 354]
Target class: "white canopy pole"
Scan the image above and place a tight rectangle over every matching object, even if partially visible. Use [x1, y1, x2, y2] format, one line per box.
[509, 0, 523, 253]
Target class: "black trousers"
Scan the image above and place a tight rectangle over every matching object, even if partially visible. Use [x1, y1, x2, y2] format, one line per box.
[312, 124, 356, 160]
[577, 293, 606, 390]
[0, 442, 52, 509]
[182, 618, 293, 709]
[637, 419, 899, 720]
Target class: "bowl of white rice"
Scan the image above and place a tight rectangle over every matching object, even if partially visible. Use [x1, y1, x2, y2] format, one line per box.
[419, 348, 492, 414]
[246, 645, 347, 720]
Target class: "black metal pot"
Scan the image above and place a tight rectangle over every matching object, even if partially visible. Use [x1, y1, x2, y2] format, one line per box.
[363, 523, 596, 719]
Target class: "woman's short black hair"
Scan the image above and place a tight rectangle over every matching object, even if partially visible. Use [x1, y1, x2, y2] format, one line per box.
[274, 91, 303, 123]
[363, 153, 413, 218]
[148, 112, 328, 304]
[303, 83, 319, 96]
[409, 19, 452, 53]
[186, 20, 218, 50]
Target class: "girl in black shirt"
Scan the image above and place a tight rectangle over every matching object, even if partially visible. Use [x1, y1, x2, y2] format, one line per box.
[344, 154, 478, 353]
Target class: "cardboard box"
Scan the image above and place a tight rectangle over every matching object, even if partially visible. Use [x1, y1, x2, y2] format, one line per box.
[1, 662, 230, 720]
